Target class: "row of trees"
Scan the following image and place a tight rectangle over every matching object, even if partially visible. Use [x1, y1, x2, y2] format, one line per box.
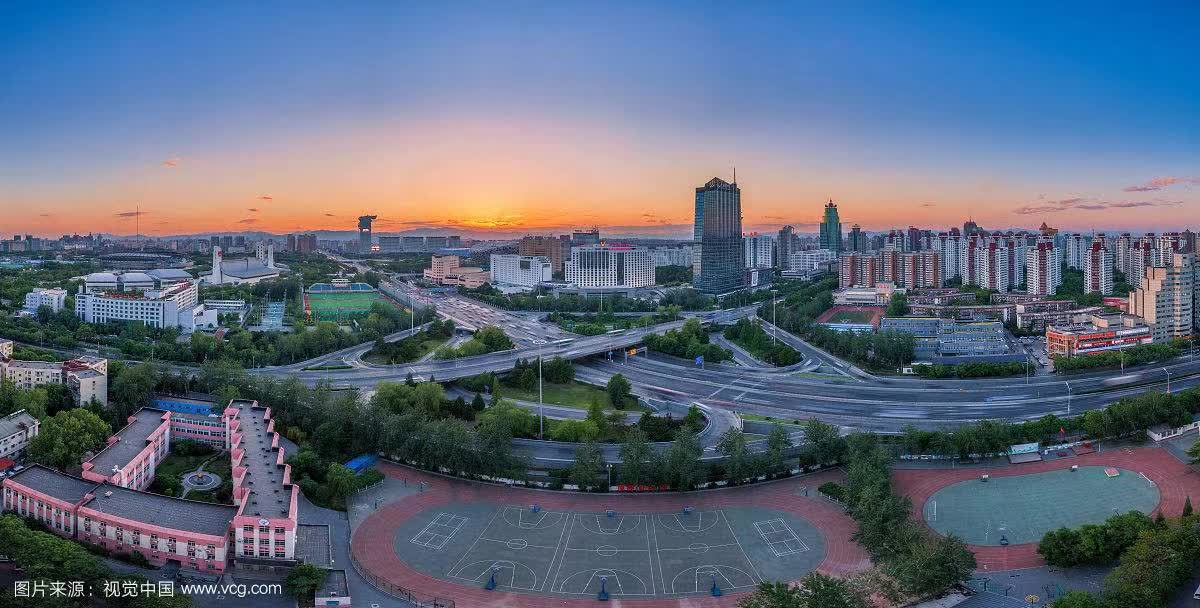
[723, 318, 802, 366]
[1053, 340, 1184, 373]
[643, 318, 731, 363]
[913, 361, 1027, 379]
[1038, 510, 1158, 567]
[898, 388, 1200, 458]
[433, 325, 513, 359]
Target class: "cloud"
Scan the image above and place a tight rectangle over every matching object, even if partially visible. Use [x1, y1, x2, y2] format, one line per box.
[236, 218, 258, 224]
[162, 157, 180, 168]
[247, 208, 259, 212]
[919, 202, 937, 208]
[1122, 176, 1199, 192]
[114, 210, 149, 218]
[324, 213, 337, 217]
[258, 195, 273, 201]
[1013, 197, 1181, 215]
[38, 213, 52, 217]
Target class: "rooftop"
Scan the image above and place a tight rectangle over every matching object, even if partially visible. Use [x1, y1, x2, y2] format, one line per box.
[86, 409, 169, 475]
[6, 465, 97, 505]
[0, 410, 36, 438]
[232, 403, 293, 519]
[84, 483, 237, 538]
[219, 260, 281, 279]
[1, 359, 61, 370]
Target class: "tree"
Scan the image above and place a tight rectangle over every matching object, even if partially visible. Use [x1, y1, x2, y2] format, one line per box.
[285, 563, 330, 600]
[765, 425, 794, 474]
[618, 428, 653, 485]
[1050, 591, 1105, 608]
[569, 441, 604, 490]
[737, 573, 870, 608]
[1038, 527, 1084, 566]
[802, 418, 845, 464]
[886, 292, 910, 316]
[886, 534, 977, 597]
[323, 463, 357, 510]
[662, 429, 704, 490]
[109, 362, 159, 423]
[607, 374, 632, 410]
[718, 428, 752, 483]
[471, 392, 486, 412]
[1184, 495, 1193, 517]
[28, 408, 112, 470]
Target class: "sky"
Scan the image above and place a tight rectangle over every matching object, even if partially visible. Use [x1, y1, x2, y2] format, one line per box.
[1, 1, 1198, 238]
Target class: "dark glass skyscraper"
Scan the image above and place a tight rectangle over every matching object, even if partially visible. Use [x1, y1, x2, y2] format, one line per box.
[820, 200, 843, 251]
[692, 177, 745, 294]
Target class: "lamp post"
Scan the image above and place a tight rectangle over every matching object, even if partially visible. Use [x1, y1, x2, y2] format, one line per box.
[1064, 381, 1072, 415]
[1163, 366, 1171, 394]
[770, 289, 779, 344]
[533, 339, 547, 438]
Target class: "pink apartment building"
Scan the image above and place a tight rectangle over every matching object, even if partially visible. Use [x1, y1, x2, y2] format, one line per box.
[1, 399, 300, 576]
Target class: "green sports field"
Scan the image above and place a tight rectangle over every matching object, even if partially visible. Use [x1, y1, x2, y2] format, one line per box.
[826, 309, 875, 324]
[308, 291, 381, 322]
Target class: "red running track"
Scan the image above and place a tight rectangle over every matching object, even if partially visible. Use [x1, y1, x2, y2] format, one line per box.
[892, 446, 1200, 571]
[351, 461, 871, 608]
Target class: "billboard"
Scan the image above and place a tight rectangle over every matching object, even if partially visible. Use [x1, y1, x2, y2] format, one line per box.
[1008, 442, 1040, 455]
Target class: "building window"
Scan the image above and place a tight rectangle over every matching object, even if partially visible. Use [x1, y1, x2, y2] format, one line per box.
[274, 527, 284, 535]
[243, 525, 253, 533]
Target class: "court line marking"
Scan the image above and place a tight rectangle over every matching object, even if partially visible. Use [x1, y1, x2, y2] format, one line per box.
[651, 508, 666, 594]
[753, 518, 810, 557]
[446, 507, 501, 577]
[410, 512, 468, 549]
[449, 559, 540, 591]
[655, 542, 741, 552]
[541, 509, 573, 592]
[722, 510, 763, 583]
[553, 567, 653, 596]
[644, 507, 656, 596]
[477, 537, 559, 550]
[549, 512, 579, 593]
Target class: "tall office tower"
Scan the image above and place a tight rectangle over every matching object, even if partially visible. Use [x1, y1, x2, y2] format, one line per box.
[937, 232, 960, 280]
[209, 235, 220, 247]
[1128, 238, 1155, 288]
[1063, 233, 1087, 270]
[975, 240, 1010, 292]
[776, 225, 798, 270]
[1155, 232, 1183, 266]
[744, 233, 774, 268]
[1083, 241, 1113, 295]
[846, 224, 866, 253]
[519, 235, 567, 275]
[220, 235, 233, 249]
[819, 200, 843, 252]
[1129, 253, 1194, 342]
[1182, 229, 1197, 254]
[906, 226, 923, 251]
[357, 215, 376, 252]
[692, 178, 745, 294]
[963, 218, 981, 236]
[901, 251, 941, 288]
[1026, 240, 1061, 296]
[1114, 233, 1133, 274]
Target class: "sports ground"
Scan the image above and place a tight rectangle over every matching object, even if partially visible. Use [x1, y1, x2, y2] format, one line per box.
[304, 283, 383, 322]
[893, 446, 1200, 571]
[815, 306, 884, 328]
[351, 461, 869, 608]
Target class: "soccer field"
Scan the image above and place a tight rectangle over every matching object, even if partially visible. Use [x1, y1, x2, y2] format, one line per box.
[826, 309, 875, 324]
[307, 291, 381, 322]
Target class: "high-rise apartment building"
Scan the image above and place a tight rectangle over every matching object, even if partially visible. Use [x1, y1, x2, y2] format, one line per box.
[1083, 241, 1113, 295]
[744, 233, 774, 268]
[1114, 233, 1133, 274]
[777, 225, 798, 270]
[692, 178, 745, 294]
[1128, 238, 1155, 289]
[1026, 240, 1061, 296]
[1063, 233, 1087, 270]
[975, 240, 1010, 292]
[936, 232, 961, 280]
[901, 251, 941, 288]
[1129, 253, 1194, 342]
[819, 200, 843, 252]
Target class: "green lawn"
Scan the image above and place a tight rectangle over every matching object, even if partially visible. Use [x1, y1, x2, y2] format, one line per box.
[503, 381, 649, 412]
[740, 412, 805, 425]
[826, 309, 875, 324]
[154, 452, 215, 479]
[185, 457, 233, 504]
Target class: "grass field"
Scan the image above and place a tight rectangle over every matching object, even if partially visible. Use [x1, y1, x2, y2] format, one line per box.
[503, 381, 649, 412]
[825, 309, 875, 324]
[308, 291, 382, 322]
[362, 337, 449, 365]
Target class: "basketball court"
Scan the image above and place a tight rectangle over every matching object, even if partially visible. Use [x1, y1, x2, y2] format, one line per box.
[922, 466, 1161, 546]
[391, 502, 825, 600]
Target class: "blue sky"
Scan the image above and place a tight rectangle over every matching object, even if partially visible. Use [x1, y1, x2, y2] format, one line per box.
[1, 1, 1197, 236]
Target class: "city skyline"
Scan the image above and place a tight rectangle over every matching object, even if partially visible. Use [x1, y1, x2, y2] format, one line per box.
[2, 3, 1198, 237]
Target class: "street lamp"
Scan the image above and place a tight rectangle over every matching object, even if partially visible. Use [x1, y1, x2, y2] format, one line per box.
[770, 289, 779, 344]
[1064, 381, 1072, 415]
[1162, 366, 1171, 394]
[533, 339, 548, 438]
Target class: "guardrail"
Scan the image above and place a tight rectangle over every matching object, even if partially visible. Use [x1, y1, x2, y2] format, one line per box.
[349, 552, 455, 608]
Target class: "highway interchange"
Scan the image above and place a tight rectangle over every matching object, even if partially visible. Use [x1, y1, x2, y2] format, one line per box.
[264, 255, 1200, 463]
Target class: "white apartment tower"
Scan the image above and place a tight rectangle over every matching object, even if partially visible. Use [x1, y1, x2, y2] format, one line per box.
[1128, 252, 1194, 342]
[1026, 240, 1061, 296]
[1083, 241, 1113, 295]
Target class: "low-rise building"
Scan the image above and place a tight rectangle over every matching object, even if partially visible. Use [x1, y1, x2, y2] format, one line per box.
[23, 287, 67, 314]
[833, 285, 897, 306]
[1046, 313, 1153, 357]
[0, 410, 38, 460]
[564, 244, 654, 289]
[1, 399, 300, 576]
[423, 255, 489, 288]
[881, 316, 1020, 364]
[489, 254, 551, 291]
[0, 340, 108, 406]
